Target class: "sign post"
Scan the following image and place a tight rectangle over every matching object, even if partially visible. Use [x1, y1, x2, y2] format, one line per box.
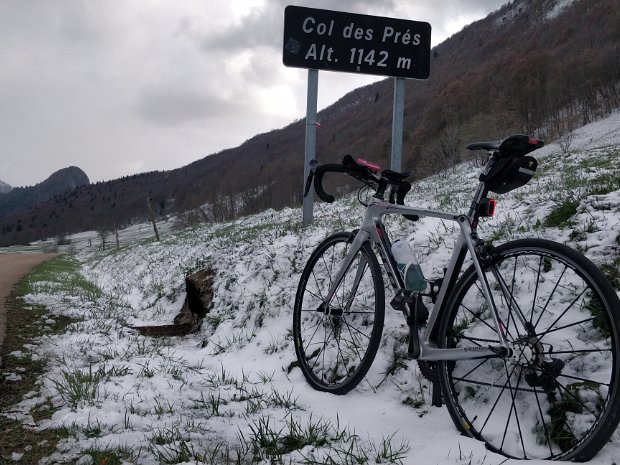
[303, 69, 318, 227]
[283, 6, 431, 224]
[391, 78, 405, 172]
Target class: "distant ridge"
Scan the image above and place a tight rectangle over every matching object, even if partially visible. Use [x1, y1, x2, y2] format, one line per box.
[0, 166, 89, 220]
[0, 0, 619, 246]
[0, 180, 11, 194]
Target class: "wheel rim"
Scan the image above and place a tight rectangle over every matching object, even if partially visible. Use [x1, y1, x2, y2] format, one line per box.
[296, 239, 380, 390]
[444, 248, 617, 460]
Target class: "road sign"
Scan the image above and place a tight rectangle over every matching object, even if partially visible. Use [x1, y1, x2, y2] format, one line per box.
[283, 6, 431, 80]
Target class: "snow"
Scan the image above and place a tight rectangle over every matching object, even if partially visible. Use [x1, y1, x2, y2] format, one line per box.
[4, 111, 620, 464]
[545, 0, 579, 20]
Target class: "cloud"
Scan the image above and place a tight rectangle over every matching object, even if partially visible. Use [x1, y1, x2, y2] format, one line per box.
[0, 0, 506, 187]
[189, 0, 398, 53]
[136, 85, 241, 126]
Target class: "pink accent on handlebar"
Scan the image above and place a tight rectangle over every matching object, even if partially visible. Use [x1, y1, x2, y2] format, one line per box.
[357, 158, 381, 172]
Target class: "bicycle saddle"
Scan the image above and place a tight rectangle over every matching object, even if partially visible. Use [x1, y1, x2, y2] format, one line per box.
[467, 134, 543, 154]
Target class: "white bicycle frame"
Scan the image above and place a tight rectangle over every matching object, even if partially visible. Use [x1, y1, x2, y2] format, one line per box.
[321, 195, 513, 362]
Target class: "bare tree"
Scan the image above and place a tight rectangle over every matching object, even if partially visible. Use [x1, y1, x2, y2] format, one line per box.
[98, 229, 109, 251]
[552, 114, 576, 155]
[432, 125, 463, 175]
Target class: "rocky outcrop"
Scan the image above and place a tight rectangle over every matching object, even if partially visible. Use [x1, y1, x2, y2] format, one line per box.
[133, 268, 215, 337]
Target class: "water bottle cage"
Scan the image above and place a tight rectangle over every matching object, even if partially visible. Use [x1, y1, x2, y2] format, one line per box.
[427, 278, 443, 304]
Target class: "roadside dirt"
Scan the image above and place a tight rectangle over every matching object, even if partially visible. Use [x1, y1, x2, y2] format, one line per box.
[0, 253, 60, 351]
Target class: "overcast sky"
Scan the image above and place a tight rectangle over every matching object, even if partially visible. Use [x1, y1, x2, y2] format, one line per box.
[0, 0, 505, 187]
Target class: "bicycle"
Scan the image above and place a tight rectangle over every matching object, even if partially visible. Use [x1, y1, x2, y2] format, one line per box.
[292, 134, 620, 461]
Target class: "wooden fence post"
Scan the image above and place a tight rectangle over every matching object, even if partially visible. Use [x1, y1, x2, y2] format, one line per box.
[146, 197, 160, 241]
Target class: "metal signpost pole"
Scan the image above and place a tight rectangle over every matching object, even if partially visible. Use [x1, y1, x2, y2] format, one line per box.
[303, 68, 318, 227]
[391, 77, 405, 172]
[283, 5, 431, 226]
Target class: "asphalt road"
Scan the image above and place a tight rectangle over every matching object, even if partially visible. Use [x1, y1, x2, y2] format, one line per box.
[0, 253, 60, 352]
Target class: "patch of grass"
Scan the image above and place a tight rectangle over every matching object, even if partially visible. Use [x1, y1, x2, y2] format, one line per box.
[585, 295, 610, 339]
[30, 398, 57, 423]
[0, 257, 82, 462]
[49, 364, 130, 408]
[589, 172, 620, 196]
[0, 298, 77, 412]
[543, 382, 603, 452]
[77, 446, 142, 465]
[0, 417, 73, 464]
[245, 415, 331, 461]
[81, 449, 123, 465]
[380, 334, 409, 383]
[148, 425, 219, 464]
[601, 259, 620, 292]
[0, 256, 90, 463]
[17, 255, 101, 303]
[243, 414, 411, 464]
[544, 198, 580, 228]
[402, 395, 425, 409]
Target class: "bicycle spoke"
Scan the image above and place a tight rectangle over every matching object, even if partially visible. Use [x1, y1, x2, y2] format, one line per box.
[341, 318, 372, 341]
[500, 363, 527, 458]
[530, 255, 544, 325]
[534, 316, 596, 336]
[541, 348, 611, 355]
[459, 301, 507, 339]
[530, 361, 555, 457]
[301, 318, 323, 343]
[452, 358, 490, 387]
[535, 288, 588, 344]
[554, 371, 609, 387]
[534, 264, 568, 329]
[294, 233, 384, 395]
[493, 264, 529, 332]
[478, 360, 518, 434]
[440, 242, 620, 460]
[312, 321, 331, 375]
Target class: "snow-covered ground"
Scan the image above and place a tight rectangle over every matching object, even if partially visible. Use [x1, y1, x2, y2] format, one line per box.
[4, 112, 620, 464]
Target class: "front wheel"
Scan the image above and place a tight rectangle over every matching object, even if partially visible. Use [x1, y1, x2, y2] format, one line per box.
[293, 232, 385, 394]
[437, 239, 620, 461]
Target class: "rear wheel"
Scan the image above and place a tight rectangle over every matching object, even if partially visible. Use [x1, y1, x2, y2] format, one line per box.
[437, 239, 620, 461]
[293, 232, 384, 394]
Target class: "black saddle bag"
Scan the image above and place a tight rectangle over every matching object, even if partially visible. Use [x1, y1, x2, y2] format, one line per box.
[484, 155, 538, 194]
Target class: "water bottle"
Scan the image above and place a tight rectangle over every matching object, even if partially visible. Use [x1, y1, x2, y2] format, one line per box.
[391, 240, 427, 293]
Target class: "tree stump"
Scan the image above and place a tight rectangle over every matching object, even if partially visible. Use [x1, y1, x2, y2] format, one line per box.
[132, 268, 215, 337]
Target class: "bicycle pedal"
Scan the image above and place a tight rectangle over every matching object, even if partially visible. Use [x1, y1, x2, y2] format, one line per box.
[390, 289, 414, 311]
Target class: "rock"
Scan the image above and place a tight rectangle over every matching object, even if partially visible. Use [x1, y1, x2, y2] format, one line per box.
[183, 268, 215, 319]
[133, 267, 215, 337]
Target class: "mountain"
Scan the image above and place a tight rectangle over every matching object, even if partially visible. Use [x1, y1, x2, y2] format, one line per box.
[0, 180, 11, 194]
[18, 112, 620, 463]
[0, 166, 89, 221]
[0, 0, 618, 246]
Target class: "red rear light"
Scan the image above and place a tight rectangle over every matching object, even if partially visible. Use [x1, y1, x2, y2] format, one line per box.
[477, 198, 496, 217]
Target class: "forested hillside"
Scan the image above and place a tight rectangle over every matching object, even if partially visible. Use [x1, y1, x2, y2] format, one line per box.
[0, 167, 89, 221]
[0, 0, 618, 246]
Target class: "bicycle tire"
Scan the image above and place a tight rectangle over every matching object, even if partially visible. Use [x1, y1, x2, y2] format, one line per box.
[293, 232, 385, 394]
[437, 238, 620, 461]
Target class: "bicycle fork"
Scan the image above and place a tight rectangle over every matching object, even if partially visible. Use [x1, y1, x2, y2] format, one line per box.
[418, 219, 512, 361]
[318, 229, 373, 316]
